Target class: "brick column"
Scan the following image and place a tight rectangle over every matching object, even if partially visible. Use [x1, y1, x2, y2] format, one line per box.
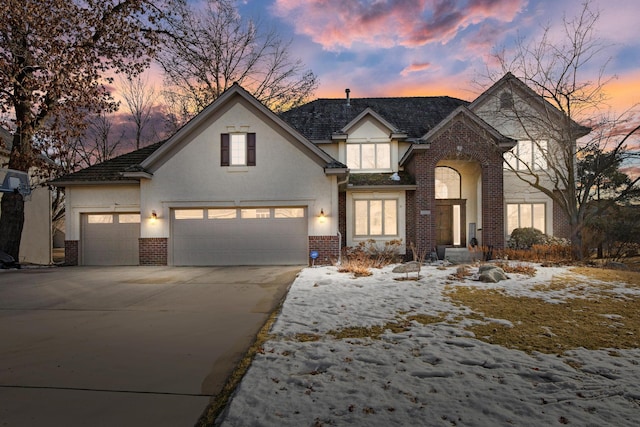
[308, 235, 340, 265]
[64, 240, 78, 266]
[139, 238, 168, 265]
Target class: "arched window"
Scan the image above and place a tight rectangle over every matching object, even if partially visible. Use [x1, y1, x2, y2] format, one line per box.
[500, 91, 514, 110]
[435, 167, 461, 199]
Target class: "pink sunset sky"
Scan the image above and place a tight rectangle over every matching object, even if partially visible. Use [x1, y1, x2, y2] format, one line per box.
[240, 0, 640, 173]
[129, 0, 640, 172]
[259, 0, 639, 108]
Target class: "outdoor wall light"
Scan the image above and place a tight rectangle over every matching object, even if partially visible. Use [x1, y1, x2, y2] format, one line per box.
[319, 208, 326, 223]
[150, 210, 158, 223]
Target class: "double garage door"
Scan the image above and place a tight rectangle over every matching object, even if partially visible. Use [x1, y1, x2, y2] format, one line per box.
[171, 207, 308, 266]
[81, 207, 308, 266]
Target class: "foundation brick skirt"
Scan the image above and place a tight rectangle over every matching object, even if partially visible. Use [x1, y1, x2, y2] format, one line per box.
[308, 236, 340, 265]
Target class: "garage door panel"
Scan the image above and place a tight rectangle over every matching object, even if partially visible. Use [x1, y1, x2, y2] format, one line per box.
[172, 208, 307, 266]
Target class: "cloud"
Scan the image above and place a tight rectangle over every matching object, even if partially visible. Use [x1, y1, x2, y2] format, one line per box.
[400, 61, 432, 76]
[272, 0, 526, 50]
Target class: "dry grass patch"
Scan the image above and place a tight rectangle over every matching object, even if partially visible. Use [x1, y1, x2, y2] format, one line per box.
[569, 267, 640, 288]
[447, 286, 640, 355]
[324, 314, 446, 341]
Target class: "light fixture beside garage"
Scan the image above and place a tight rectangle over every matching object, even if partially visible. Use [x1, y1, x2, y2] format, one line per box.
[150, 210, 158, 223]
[319, 208, 326, 223]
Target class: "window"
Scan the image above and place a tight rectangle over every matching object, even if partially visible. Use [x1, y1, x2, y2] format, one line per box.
[274, 208, 305, 218]
[119, 214, 140, 224]
[174, 209, 204, 220]
[507, 203, 545, 234]
[221, 133, 256, 166]
[208, 209, 237, 219]
[500, 91, 514, 110]
[346, 143, 391, 170]
[241, 208, 271, 219]
[435, 167, 461, 199]
[354, 199, 397, 237]
[87, 214, 113, 224]
[505, 140, 548, 171]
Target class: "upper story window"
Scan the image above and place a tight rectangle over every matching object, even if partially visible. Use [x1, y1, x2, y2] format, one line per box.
[435, 166, 461, 199]
[500, 91, 514, 110]
[221, 133, 256, 166]
[346, 142, 391, 170]
[505, 140, 548, 171]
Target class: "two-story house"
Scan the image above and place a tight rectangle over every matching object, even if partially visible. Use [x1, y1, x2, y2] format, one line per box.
[52, 73, 585, 266]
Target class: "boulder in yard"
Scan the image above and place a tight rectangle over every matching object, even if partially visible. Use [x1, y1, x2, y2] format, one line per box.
[479, 266, 508, 283]
[392, 261, 421, 274]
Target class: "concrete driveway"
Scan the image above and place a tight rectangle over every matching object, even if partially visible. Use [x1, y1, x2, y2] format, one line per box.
[0, 265, 300, 426]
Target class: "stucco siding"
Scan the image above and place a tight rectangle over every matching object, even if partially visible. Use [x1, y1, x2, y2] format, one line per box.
[140, 101, 335, 240]
[18, 186, 51, 264]
[65, 184, 140, 241]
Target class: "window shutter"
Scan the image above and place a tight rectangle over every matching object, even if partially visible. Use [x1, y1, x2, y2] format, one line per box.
[247, 133, 256, 166]
[221, 133, 230, 166]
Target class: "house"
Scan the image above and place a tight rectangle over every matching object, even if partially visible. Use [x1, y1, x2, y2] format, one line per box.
[51, 73, 584, 266]
[0, 127, 52, 264]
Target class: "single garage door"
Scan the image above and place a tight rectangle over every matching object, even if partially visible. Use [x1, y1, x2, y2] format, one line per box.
[171, 207, 307, 265]
[81, 213, 140, 265]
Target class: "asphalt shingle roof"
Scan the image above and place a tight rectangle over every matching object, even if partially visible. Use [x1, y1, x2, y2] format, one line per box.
[50, 140, 167, 184]
[280, 96, 469, 140]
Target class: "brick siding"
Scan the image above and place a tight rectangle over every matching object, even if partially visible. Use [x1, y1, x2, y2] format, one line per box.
[139, 237, 168, 265]
[338, 192, 347, 248]
[552, 191, 571, 238]
[309, 235, 340, 265]
[404, 116, 507, 254]
[64, 240, 78, 266]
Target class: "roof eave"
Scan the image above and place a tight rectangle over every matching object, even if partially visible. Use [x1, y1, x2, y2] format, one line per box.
[324, 167, 349, 176]
[347, 184, 417, 191]
[49, 179, 142, 187]
[121, 171, 153, 179]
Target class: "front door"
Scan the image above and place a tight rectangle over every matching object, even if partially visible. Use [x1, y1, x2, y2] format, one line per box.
[435, 200, 466, 247]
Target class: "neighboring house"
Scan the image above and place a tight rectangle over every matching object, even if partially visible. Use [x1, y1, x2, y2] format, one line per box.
[0, 127, 52, 264]
[51, 73, 585, 266]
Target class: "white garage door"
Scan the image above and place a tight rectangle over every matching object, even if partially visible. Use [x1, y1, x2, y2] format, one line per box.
[171, 207, 308, 266]
[81, 213, 140, 265]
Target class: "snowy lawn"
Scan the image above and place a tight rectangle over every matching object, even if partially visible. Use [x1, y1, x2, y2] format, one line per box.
[217, 263, 640, 427]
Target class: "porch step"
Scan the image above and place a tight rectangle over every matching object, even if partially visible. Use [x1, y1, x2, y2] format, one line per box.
[444, 248, 473, 264]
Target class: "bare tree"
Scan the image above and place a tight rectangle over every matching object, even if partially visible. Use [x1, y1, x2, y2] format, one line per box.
[158, 0, 318, 125]
[75, 111, 127, 168]
[118, 72, 160, 150]
[0, 0, 173, 259]
[482, 1, 639, 259]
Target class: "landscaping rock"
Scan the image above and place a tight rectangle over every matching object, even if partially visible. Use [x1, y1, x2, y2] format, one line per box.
[392, 261, 421, 274]
[479, 266, 508, 283]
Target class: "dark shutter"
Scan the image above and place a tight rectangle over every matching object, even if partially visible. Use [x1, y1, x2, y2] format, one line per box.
[221, 133, 230, 166]
[247, 133, 256, 166]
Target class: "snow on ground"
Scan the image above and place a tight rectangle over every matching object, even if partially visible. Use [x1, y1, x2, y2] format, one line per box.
[217, 263, 640, 427]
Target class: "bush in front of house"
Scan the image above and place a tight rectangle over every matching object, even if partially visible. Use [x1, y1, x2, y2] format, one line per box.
[338, 239, 403, 276]
[501, 228, 572, 263]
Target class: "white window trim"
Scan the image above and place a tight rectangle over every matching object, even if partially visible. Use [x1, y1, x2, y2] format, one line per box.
[347, 192, 406, 250]
[505, 140, 548, 171]
[230, 133, 247, 166]
[346, 141, 392, 171]
[506, 202, 546, 235]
